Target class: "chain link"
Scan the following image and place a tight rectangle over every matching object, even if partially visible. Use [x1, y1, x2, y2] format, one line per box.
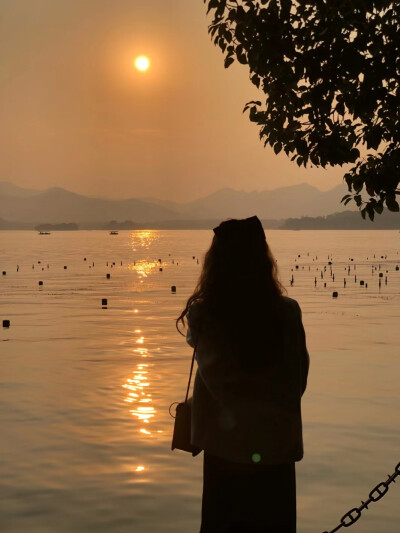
[322, 461, 400, 533]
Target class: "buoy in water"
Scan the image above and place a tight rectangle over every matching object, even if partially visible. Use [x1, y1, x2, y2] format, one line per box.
[106, 273, 111, 279]
[3, 319, 10, 328]
[39, 281, 43, 286]
[171, 286, 177, 293]
[102, 298, 108, 306]
[332, 291, 338, 298]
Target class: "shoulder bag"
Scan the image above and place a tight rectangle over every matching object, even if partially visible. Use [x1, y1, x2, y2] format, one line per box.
[169, 337, 202, 457]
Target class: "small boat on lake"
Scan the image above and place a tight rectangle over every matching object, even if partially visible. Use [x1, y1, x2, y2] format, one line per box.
[109, 231, 119, 235]
[38, 232, 51, 235]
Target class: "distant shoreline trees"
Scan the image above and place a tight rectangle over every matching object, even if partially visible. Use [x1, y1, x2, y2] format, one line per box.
[281, 210, 400, 229]
[34, 223, 78, 231]
[205, 0, 400, 219]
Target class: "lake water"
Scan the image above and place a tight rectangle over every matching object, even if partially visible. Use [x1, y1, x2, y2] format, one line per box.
[1, 229, 400, 533]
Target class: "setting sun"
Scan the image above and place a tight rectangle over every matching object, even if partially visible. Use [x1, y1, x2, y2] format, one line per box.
[134, 56, 150, 71]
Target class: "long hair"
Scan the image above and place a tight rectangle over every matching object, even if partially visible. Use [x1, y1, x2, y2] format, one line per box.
[176, 217, 286, 368]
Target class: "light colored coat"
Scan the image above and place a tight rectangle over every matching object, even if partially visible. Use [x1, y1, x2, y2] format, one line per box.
[187, 296, 309, 465]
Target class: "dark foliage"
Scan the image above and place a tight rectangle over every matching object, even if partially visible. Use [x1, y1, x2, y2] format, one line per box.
[34, 223, 78, 231]
[281, 209, 400, 229]
[204, 0, 400, 219]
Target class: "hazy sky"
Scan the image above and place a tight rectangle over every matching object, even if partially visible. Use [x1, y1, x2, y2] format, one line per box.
[0, 0, 347, 201]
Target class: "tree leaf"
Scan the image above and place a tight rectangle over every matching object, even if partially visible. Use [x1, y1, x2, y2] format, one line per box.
[224, 56, 235, 69]
[373, 203, 384, 214]
[386, 198, 400, 212]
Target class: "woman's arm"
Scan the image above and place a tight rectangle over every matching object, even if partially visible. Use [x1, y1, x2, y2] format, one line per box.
[296, 302, 310, 395]
[186, 307, 237, 429]
[186, 303, 201, 348]
[186, 324, 196, 348]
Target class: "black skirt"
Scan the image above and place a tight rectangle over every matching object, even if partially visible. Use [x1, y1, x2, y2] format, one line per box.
[200, 452, 296, 533]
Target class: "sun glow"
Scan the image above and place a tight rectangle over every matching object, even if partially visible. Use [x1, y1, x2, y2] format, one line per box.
[135, 56, 150, 71]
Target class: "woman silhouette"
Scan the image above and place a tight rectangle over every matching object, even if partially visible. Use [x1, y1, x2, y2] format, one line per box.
[177, 216, 309, 533]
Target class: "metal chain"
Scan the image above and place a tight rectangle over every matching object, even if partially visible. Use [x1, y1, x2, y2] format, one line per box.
[322, 461, 400, 533]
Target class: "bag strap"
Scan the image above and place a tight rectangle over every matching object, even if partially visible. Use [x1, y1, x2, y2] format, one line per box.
[184, 323, 201, 404]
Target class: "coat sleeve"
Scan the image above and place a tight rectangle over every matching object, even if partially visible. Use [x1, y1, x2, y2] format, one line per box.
[186, 305, 199, 348]
[186, 323, 196, 348]
[186, 306, 237, 429]
[186, 308, 221, 401]
[296, 302, 310, 396]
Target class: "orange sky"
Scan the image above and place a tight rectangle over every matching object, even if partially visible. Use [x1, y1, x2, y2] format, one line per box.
[0, 0, 347, 201]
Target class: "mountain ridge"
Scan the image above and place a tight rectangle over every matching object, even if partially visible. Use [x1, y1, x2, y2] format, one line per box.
[0, 180, 353, 224]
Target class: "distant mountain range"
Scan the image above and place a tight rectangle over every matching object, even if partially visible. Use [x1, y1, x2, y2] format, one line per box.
[0, 181, 355, 227]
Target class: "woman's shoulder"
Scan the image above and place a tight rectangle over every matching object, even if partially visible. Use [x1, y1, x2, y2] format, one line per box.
[280, 295, 302, 315]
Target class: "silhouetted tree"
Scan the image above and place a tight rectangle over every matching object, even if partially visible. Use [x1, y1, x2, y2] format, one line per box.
[205, 0, 400, 219]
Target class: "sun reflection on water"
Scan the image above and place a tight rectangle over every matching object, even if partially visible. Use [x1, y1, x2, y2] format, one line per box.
[134, 347, 148, 357]
[129, 230, 161, 278]
[130, 230, 159, 250]
[130, 259, 160, 279]
[123, 333, 156, 437]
